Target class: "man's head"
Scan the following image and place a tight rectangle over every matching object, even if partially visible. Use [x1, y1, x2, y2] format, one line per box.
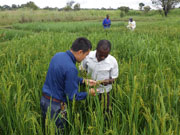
[129, 18, 133, 22]
[71, 37, 92, 63]
[106, 14, 109, 19]
[96, 40, 111, 62]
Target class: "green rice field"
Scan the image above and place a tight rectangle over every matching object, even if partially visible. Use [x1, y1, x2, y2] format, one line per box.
[0, 9, 180, 135]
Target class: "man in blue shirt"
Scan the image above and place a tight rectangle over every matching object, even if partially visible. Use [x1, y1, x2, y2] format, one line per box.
[103, 14, 111, 29]
[40, 37, 97, 131]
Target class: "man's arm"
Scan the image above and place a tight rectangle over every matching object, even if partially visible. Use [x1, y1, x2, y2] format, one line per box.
[64, 68, 87, 101]
[64, 68, 97, 101]
[99, 78, 115, 86]
[82, 79, 97, 86]
[103, 19, 108, 26]
[108, 20, 111, 26]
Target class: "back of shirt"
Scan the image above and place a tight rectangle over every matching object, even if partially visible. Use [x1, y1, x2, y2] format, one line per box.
[43, 51, 87, 102]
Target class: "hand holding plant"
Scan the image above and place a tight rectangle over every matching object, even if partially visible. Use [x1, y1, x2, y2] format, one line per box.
[89, 88, 99, 96]
[84, 79, 97, 86]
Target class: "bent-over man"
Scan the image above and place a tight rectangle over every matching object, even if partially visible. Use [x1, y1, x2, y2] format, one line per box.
[40, 37, 98, 132]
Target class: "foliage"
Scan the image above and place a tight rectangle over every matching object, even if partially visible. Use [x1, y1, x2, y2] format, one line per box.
[120, 11, 125, 18]
[21, 1, 39, 10]
[63, 5, 72, 11]
[139, 3, 145, 10]
[152, 0, 180, 16]
[0, 5, 11, 10]
[11, 4, 18, 9]
[66, 1, 75, 7]
[63, 0, 75, 11]
[0, 2, 39, 11]
[74, 3, 81, 11]
[0, 15, 180, 134]
[118, 6, 130, 14]
[144, 6, 151, 13]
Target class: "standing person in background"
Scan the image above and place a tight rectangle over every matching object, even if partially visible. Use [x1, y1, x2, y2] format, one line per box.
[127, 18, 136, 30]
[80, 40, 119, 114]
[40, 37, 98, 132]
[103, 14, 111, 29]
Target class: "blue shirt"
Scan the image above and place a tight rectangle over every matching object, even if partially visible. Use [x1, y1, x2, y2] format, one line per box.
[42, 50, 87, 103]
[103, 18, 111, 28]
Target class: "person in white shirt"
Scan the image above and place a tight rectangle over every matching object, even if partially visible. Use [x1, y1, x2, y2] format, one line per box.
[80, 40, 119, 113]
[127, 18, 136, 30]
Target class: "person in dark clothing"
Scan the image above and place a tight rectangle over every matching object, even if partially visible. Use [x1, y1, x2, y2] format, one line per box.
[40, 37, 98, 131]
[103, 14, 111, 29]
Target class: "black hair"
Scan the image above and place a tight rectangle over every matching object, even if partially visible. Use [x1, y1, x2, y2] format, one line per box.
[71, 37, 92, 52]
[96, 40, 111, 51]
[129, 18, 133, 22]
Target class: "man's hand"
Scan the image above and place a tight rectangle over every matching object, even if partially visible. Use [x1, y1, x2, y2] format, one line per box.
[89, 88, 99, 96]
[100, 79, 109, 86]
[100, 79, 115, 86]
[84, 79, 97, 86]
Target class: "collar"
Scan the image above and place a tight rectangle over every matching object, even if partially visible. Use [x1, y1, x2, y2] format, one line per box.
[89, 50, 96, 59]
[66, 50, 76, 64]
[89, 50, 110, 63]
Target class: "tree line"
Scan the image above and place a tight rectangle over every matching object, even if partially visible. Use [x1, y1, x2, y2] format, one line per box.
[0, 0, 179, 17]
[0, 1, 81, 11]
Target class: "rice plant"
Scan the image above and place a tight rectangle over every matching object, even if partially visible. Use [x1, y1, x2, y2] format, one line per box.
[0, 14, 180, 135]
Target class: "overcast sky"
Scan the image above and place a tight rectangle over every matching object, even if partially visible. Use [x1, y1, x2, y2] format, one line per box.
[0, 0, 154, 9]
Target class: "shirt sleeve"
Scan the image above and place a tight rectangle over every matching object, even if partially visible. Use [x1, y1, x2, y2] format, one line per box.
[80, 57, 88, 71]
[111, 58, 119, 79]
[64, 68, 87, 101]
[103, 19, 106, 26]
[78, 77, 83, 84]
[133, 21, 136, 27]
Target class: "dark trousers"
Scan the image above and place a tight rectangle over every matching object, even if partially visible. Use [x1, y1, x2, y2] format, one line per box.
[40, 96, 67, 130]
[98, 92, 110, 113]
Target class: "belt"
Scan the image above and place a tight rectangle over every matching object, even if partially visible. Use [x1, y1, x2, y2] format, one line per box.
[42, 93, 66, 111]
[43, 93, 63, 103]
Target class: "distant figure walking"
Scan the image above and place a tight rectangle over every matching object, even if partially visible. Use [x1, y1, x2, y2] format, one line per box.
[103, 14, 111, 29]
[127, 18, 136, 30]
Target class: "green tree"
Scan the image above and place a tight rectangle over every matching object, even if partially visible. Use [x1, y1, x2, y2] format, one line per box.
[74, 3, 80, 10]
[1, 5, 11, 10]
[21, 1, 39, 10]
[120, 11, 125, 18]
[152, 0, 180, 16]
[101, 7, 106, 10]
[139, 3, 145, 10]
[64, 5, 72, 11]
[64, 1, 75, 11]
[67, 0, 75, 7]
[12, 4, 17, 9]
[118, 6, 130, 14]
[144, 6, 151, 13]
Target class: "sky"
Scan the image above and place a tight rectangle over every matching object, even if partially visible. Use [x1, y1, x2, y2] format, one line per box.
[0, 0, 154, 9]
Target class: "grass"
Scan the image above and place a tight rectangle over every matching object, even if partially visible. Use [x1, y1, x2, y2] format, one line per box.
[0, 8, 180, 26]
[0, 9, 180, 135]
